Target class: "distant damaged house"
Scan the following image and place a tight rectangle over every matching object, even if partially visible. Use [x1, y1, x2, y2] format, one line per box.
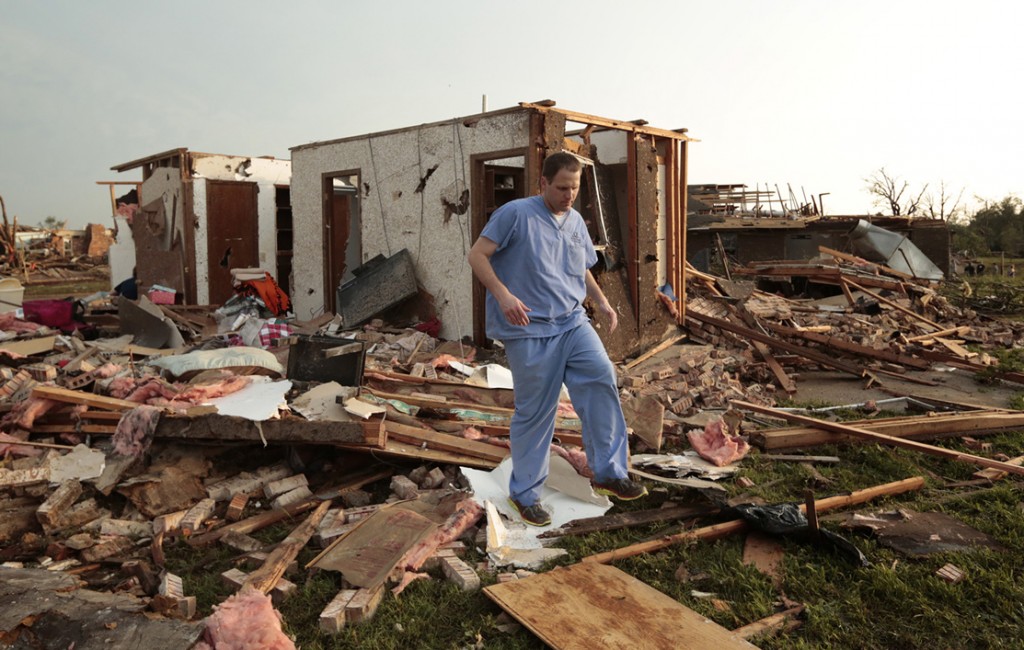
[110, 149, 292, 304]
[289, 101, 693, 360]
[686, 184, 951, 278]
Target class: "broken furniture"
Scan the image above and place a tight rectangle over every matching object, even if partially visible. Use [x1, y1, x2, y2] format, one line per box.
[337, 249, 418, 328]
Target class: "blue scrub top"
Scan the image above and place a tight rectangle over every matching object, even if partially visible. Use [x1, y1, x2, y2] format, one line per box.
[480, 195, 598, 340]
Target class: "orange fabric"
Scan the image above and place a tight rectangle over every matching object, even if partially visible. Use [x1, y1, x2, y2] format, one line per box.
[238, 273, 291, 316]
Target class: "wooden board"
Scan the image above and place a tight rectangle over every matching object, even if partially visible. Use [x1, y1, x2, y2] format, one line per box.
[752, 410, 1024, 450]
[383, 421, 508, 463]
[335, 438, 499, 469]
[154, 413, 366, 444]
[0, 335, 56, 356]
[31, 385, 137, 411]
[309, 507, 437, 590]
[483, 562, 758, 650]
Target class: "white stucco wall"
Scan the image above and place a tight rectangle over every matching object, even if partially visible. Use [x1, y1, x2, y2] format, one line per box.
[108, 216, 136, 290]
[190, 155, 292, 304]
[291, 111, 531, 338]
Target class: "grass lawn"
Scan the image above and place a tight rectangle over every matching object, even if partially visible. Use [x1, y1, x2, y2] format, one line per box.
[166, 405, 1024, 650]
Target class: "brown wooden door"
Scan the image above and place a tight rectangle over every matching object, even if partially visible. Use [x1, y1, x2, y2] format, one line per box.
[206, 180, 259, 305]
[324, 190, 351, 313]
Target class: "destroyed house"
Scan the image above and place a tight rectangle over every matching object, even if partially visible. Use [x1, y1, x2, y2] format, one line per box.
[688, 209, 951, 279]
[110, 149, 292, 305]
[289, 101, 693, 360]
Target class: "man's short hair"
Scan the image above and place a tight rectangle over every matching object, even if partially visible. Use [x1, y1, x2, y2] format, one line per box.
[542, 152, 582, 181]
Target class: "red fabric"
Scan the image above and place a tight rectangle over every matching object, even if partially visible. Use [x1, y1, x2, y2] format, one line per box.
[258, 322, 293, 348]
[237, 273, 290, 316]
[22, 299, 85, 332]
[413, 317, 441, 338]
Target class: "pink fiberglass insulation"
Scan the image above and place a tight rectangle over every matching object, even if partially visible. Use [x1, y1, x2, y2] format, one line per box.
[92, 362, 124, 379]
[195, 585, 295, 650]
[556, 401, 579, 419]
[687, 418, 751, 467]
[461, 427, 590, 477]
[5, 397, 61, 430]
[123, 378, 180, 404]
[169, 375, 252, 404]
[0, 313, 43, 333]
[397, 497, 484, 574]
[0, 430, 41, 457]
[112, 405, 162, 457]
[391, 570, 431, 596]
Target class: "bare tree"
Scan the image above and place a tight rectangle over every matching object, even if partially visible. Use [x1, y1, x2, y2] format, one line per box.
[864, 167, 928, 216]
[922, 180, 965, 221]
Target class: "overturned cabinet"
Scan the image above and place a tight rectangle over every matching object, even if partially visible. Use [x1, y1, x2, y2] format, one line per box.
[110, 149, 293, 306]
[289, 102, 693, 360]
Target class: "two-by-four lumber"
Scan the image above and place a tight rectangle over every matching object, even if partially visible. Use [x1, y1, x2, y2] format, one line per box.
[582, 476, 925, 564]
[733, 605, 805, 640]
[841, 278, 943, 331]
[31, 385, 138, 411]
[243, 500, 332, 594]
[319, 589, 360, 633]
[538, 504, 717, 539]
[383, 421, 508, 463]
[762, 322, 930, 370]
[818, 245, 915, 280]
[734, 400, 1024, 477]
[221, 568, 296, 605]
[686, 308, 868, 378]
[187, 498, 321, 548]
[753, 410, 1024, 450]
[973, 454, 1024, 481]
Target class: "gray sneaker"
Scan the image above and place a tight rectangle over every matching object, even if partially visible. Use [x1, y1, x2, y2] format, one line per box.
[592, 477, 648, 501]
[508, 497, 552, 527]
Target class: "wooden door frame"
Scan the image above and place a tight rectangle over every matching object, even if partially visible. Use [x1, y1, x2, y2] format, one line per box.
[470, 148, 529, 346]
[321, 169, 360, 314]
[205, 179, 259, 305]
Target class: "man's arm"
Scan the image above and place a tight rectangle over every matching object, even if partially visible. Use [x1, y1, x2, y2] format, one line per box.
[585, 270, 617, 333]
[467, 236, 532, 327]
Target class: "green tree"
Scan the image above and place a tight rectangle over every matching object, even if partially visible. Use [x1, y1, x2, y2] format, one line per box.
[39, 216, 67, 230]
[950, 222, 987, 255]
[971, 196, 1024, 255]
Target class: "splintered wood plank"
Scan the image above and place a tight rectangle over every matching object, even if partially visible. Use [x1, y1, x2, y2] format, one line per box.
[335, 438, 499, 469]
[973, 454, 1024, 481]
[31, 385, 137, 411]
[383, 422, 508, 462]
[308, 507, 437, 590]
[245, 500, 331, 594]
[735, 401, 1024, 476]
[621, 395, 664, 450]
[484, 563, 758, 650]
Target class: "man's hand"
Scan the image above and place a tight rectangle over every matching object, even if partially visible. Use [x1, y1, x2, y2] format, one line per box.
[499, 292, 532, 326]
[598, 301, 618, 333]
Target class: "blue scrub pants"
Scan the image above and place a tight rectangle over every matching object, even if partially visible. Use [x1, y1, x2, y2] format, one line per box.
[503, 323, 630, 506]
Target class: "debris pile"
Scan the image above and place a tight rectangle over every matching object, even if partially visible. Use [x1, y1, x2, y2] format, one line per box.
[3, 248, 1024, 647]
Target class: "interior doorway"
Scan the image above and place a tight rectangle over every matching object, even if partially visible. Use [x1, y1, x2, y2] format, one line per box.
[206, 180, 259, 305]
[322, 171, 361, 314]
[470, 150, 527, 344]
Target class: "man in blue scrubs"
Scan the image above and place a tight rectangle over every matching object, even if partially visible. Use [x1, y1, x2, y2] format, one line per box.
[468, 152, 647, 526]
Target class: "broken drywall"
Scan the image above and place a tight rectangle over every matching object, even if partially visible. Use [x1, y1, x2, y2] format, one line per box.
[290, 111, 531, 334]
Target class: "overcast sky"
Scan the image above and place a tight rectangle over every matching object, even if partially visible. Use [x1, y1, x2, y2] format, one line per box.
[2, 1, 1021, 228]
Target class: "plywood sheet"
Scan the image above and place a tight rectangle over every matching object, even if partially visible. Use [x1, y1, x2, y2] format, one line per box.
[484, 562, 759, 650]
[310, 507, 437, 589]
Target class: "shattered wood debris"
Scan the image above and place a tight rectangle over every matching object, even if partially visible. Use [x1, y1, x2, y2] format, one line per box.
[5, 247, 1024, 648]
